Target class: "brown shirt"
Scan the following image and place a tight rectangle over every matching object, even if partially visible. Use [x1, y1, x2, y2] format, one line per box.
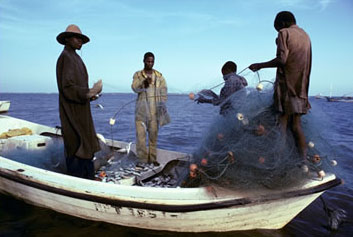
[274, 24, 312, 114]
[56, 46, 100, 159]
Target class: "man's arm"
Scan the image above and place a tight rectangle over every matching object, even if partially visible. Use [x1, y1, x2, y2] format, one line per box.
[249, 57, 283, 71]
[131, 72, 146, 93]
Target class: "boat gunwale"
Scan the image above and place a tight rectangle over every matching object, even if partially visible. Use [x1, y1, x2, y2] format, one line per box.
[0, 163, 342, 213]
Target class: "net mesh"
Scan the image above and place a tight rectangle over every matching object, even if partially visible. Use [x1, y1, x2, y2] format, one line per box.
[178, 76, 337, 190]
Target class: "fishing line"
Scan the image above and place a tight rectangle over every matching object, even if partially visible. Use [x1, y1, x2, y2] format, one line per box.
[104, 68, 273, 149]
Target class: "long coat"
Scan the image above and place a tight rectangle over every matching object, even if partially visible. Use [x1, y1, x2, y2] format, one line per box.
[56, 46, 100, 159]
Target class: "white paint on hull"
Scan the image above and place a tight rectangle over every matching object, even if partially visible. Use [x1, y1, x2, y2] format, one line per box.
[0, 101, 10, 113]
[0, 174, 324, 232]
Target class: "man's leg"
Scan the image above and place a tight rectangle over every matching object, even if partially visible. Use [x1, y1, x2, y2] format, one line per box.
[277, 113, 289, 155]
[147, 119, 159, 164]
[135, 120, 148, 163]
[278, 113, 289, 135]
[291, 114, 307, 159]
[66, 156, 94, 179]
[66, 156, 81, 177]
[79, 158, 95, 180]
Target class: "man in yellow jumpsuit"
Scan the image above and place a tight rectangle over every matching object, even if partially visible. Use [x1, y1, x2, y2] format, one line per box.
[131, 52, 170, 165]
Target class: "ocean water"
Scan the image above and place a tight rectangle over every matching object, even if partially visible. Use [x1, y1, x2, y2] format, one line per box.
[0, 93, 352, 237]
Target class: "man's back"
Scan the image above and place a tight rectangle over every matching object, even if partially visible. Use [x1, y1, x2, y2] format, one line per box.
[277, 24, 311, 99]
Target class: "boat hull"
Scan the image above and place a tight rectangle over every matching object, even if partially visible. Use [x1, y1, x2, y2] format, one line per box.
[0, 115, 342, 232]
[0, 156, 340, 232]
[0, 101, 10, 113]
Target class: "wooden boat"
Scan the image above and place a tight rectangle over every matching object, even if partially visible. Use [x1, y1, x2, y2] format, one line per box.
[0, 115, 342, 232]
[0, 101, 10, 113]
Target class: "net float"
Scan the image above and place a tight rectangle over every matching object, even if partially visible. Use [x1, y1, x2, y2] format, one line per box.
[330, 160, 338, 166]
[258, 156, 265, 164]
[190, 163, 198, 172]
[217, 133, 224, 141]
[255, 124, 265, 136]
[256, 83, 263, 91]
[189, 171, 197, 178]
[228, 151, 235, 163]
[99, 171, 107, 178]
[188, 92, 195, 100]
[312, 154, 321, 163]
[308, 141, 315, 148]
[236, 113, 244, 121]
[109, 118, 116, 126]
[318, 170, 326, 178]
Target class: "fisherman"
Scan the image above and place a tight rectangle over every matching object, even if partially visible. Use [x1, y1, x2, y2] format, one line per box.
[249, 11, 312, 159]
[131, 52, 170, 166]
[56, 24, 102, 179]
[195, 61, 248, 115]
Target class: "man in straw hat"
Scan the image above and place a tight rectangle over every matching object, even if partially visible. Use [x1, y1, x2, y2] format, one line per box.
[56, 24, 102, 179]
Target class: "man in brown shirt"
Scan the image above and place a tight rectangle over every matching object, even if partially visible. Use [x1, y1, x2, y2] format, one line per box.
[56, 24, 102, 179]
[249, 11, 312, 159]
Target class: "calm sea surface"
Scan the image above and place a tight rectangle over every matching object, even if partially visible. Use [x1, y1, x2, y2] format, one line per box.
[0, 93, 352, 237]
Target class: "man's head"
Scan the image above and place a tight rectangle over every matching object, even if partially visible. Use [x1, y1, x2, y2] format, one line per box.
[57, 24, 89, 47]
[222, 61, 237, 76]
[143, 52, 155, 70]
[274, 11, 296, 31]
[66, 36, 83, 50]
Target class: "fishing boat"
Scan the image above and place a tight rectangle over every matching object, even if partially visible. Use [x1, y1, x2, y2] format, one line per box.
[0, 101, 10, 113]
[325, 96, 353, 103]
[0, 115, 342, 232]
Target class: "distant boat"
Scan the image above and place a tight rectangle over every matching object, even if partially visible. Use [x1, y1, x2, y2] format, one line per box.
[314, 93, 322, 99]
[325, 96, 353, 103]
[0, 101, 10, 113]
[325, 84, 353, 102]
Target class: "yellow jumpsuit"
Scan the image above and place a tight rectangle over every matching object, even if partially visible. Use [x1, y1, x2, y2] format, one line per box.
[131, 69, 170, 163]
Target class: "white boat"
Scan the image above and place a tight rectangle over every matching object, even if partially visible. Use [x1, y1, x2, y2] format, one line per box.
[0, 115, 341, 232]
[0, 101, 10, 113]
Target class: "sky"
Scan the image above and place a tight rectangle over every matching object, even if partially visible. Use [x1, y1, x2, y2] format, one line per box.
[0, 0, 352, 96]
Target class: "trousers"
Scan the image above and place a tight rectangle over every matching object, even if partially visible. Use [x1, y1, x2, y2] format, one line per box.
[135, 119, 158, 163]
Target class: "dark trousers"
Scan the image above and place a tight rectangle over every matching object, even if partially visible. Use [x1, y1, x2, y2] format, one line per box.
[66, 156, 94, 180]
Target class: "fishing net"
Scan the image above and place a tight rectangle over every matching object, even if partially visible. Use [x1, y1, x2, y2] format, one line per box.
[174, 72, 338, 190]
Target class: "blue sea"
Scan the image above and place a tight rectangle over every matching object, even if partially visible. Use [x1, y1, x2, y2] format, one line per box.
[0, 93, 352, 237]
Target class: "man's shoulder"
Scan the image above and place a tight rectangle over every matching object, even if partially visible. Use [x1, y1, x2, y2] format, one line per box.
[58, 48, 74, 59]
[153, 69, 162, 77]
[133, 70, 144, 78]
[281, 25, 308, 36]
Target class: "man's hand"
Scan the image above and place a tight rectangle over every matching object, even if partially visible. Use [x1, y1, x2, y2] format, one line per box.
[143, 77, 152, 88]
[249, 63, 262, 72]
[87, 79, 103, 99]
[195, 95, 207, 104]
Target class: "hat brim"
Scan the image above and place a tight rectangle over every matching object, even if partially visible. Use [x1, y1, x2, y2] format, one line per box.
[56, 32, 90, 45]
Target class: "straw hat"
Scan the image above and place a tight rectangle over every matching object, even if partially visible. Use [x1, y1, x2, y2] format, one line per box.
[56, 24, 90, 45]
